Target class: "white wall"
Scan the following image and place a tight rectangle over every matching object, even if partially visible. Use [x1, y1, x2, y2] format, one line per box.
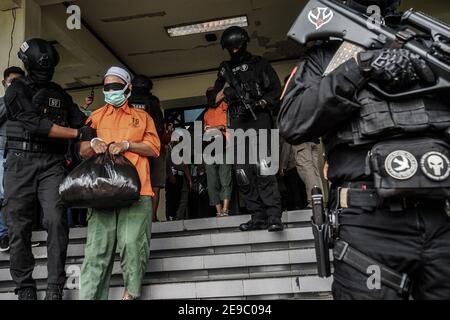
[0, 7, 25, 97]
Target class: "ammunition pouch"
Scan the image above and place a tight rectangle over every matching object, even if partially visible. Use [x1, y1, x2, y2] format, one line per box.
[326, 90, 450, 150]
[229, 103, 253, 120]
[366, 137, 450, 199]
[33, 87, 69, 127]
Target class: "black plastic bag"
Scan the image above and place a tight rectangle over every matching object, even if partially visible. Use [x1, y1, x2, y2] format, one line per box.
[59, 151, 141, 209]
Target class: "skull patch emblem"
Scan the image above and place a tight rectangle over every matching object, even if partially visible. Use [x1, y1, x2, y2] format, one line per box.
[420, 152, 450, 181]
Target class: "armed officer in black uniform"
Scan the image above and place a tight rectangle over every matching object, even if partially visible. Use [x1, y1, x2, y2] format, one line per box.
[3, 39, 96, 300]
[129, 75, 165, 222]
[279, 0, 450, 299]
[213, 26, 283, 232]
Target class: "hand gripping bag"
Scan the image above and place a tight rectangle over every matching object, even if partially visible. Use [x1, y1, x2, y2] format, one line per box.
[59, 150, 141, 209]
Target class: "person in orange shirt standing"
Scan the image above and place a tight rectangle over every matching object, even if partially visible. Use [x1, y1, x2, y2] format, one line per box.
[204, 87, 232, 217]
[79, 67, 160, 300]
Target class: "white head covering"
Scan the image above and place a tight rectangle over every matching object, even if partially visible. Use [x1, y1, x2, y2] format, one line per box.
[104, 66, 132, 84]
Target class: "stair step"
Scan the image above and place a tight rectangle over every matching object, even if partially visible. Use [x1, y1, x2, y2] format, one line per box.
[0, 211, 330, 300]
[0, 226, 314, 263]
[0, 276, 332, 300]
[0, 248, 321, 283]
[29, 211, 312, 243]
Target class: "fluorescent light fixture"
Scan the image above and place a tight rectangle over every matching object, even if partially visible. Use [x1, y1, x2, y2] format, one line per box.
[166, 16, 248, 37]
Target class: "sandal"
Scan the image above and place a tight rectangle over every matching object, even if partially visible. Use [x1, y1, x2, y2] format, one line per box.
[221, 209, 230, 217]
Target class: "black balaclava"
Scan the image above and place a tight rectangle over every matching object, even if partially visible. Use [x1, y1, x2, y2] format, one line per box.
[18, 38, 59, 84]
[131, 74, 153, 96]
[28, 68, 55, 84]
[221, 26, 251, 64]
[228, 43, 250, 64]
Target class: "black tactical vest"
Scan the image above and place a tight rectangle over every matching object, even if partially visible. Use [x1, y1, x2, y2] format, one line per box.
[7, 78, 70, 143]
[226, 56, 272, 117]
[33, 86, 69, 127]
[128, 94, 149, 112]
[129, 93, 165, 138]
[324, 88, 450, 153]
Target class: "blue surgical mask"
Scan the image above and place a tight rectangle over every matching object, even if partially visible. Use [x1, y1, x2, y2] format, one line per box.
[103, 85, 129, 107]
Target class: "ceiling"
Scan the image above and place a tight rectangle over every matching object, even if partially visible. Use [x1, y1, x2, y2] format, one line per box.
[35, 0, 450, 89]
[73, 0, 306, 75]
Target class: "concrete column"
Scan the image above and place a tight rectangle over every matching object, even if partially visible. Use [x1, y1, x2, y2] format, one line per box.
[0, 0, 41, 96]
[0, 5, 24, 96]
[23, 0, 42, 40]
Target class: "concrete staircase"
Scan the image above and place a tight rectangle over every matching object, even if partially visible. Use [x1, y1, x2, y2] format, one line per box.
[0, 210, 333, 300]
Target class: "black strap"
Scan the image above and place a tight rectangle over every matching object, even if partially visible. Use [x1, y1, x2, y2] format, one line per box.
[334, 240, 411, 297]
[346, 188, 379, 209]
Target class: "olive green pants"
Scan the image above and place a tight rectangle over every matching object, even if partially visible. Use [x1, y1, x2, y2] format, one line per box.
[79, 196, 152, 300]
[205, 163, 232, 206]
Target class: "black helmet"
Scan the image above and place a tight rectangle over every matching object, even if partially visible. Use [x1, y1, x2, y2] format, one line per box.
[221, 26, 250, 50]
[18, 38, 60, 71]
[132, 74, 153, 91]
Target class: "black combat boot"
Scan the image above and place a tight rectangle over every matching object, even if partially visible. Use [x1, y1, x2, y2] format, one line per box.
[44, 285, 64, 300]
[267, 217, 284, 232]
[17, 287, 37, 300]
[239, 219, 268, 231]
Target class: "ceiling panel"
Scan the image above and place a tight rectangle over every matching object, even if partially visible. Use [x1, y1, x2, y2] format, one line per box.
[38, 0, 450, 89]
[71, 0, 307, 76]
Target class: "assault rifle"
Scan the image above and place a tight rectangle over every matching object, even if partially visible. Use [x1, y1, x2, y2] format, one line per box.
[219, 63, 258, 120]
[288, 0, 450, 100]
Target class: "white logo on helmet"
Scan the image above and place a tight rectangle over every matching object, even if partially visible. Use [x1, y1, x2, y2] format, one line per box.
[420, 152, 450, 181]
[385, 151, 418, 180]
[308, 7, 334, 30]
[20, 41, 29, 53]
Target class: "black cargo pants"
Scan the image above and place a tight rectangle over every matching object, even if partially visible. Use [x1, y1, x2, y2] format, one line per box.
[332, 199, 450, 300]
[2, 150, 69, 292]
[231, 112, 282, 225]
[235, 163, 282, 224]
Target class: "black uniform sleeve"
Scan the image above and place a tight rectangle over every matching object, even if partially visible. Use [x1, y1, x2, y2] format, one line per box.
[0, 97, 7, 127]
[148, 96, 165, 138]
[277, 45, 364, 145]
[4, 81, 54, 136]
[261, 60, 282, 108]
[63, 91, 87, 129]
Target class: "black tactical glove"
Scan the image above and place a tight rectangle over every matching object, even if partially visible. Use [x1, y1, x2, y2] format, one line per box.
[77, 125, 97, 141]
[224, 87, 239, 102]
[357, 49, 435, 92]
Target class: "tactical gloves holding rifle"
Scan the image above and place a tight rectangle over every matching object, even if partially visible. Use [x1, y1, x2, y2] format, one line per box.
[357, 49, 436, 92]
